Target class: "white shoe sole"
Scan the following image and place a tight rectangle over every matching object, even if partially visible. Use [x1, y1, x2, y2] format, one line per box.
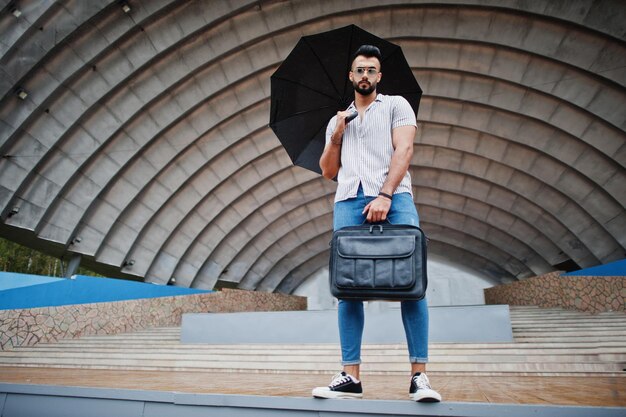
[312, 388, 363, 399]
[410, 389, 442, 402]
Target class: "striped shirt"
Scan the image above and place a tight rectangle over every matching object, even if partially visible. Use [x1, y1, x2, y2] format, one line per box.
[325, 94, 417, 202]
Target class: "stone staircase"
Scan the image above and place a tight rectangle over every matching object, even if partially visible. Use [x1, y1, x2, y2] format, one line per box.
[1, 306, 625, 376]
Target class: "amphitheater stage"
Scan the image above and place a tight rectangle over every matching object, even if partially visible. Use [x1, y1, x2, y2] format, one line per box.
[181, 304, 514, 344]
[1, 305, 625, 415]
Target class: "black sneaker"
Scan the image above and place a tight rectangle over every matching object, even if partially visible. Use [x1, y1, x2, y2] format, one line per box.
[312, 371, 363, 399]
[409, 372, 442, 402]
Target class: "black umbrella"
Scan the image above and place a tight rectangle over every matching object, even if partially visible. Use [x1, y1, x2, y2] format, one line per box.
[269, 24, 422, 174]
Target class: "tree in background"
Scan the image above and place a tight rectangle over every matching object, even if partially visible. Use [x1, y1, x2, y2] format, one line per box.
[0, 238, 102, 277]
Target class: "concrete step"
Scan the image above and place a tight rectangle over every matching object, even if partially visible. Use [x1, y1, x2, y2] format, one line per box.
[1, 347, 622, 368]
[510, 312, 626, 318]
[10, 343, 626, 356]
[515, 337, 626, 343]
[49, 331, 626, 346]
[511, 317, 626, 324]
[3, 346, 624, 376]
[511, 320, 626, 329]
[511, 318, 623, 324]
[513, 330, 626, 337]
[23, 343, 626, 356]
[0, 357, 622, 376]
[0, 350, 626, 364]
[511, 311, 626, 319]
[511, 318, 626, 323]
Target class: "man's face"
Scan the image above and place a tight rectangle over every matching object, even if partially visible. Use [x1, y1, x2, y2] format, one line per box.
[350, 56, 382, 96]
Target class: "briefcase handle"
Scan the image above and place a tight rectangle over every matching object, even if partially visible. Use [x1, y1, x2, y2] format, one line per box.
[369, 224, 384, 234]
[329, 221, 430, 246]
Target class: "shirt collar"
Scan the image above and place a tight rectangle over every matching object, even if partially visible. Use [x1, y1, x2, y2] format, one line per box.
[347, 93, 384, 110]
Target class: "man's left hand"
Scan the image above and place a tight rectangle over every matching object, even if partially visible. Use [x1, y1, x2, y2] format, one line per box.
[362, 196, 392, 223]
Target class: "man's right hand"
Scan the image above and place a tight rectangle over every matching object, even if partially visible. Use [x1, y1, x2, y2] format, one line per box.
[320, 109, 351, 178]
[331, 110, 351, 144]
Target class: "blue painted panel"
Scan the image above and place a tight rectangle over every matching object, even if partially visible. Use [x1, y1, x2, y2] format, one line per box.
[0, 272, 62, 291]
[563, 259, 626, 276]
[0, 274, 211, 310]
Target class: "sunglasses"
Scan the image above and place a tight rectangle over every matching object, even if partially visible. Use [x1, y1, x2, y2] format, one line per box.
[352, 67, 379, 77]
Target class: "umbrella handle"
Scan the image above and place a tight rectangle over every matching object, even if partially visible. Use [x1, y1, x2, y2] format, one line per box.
[346, 110, 358, 123]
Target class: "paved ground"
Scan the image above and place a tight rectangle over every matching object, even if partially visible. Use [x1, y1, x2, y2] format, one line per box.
[1, 367, 624, 407]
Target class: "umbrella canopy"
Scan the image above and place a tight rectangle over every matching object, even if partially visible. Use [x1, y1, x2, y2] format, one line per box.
[270, 25, 422, 174]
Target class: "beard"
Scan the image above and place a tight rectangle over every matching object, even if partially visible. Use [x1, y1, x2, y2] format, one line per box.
[353, 79, 376, 96]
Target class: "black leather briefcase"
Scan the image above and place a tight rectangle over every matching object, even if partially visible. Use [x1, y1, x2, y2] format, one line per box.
[329, 224, 428, 301]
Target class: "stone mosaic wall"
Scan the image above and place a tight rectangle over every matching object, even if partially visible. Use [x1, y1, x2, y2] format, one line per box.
[484, 272, 625, 314]
[0, 289, 306, 350]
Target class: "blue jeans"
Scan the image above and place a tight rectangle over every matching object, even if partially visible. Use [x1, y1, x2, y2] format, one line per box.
[334, 185, 429, 365]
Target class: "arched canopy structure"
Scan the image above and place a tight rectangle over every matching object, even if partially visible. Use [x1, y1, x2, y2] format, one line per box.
[1, 0, 624, 292]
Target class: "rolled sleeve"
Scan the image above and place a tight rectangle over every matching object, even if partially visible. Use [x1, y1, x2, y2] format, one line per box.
[325, 116, 337, 145]
[391, 96, 417, 129]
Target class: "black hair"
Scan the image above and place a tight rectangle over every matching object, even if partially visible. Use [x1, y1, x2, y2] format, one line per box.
[351, 45, 382, 70]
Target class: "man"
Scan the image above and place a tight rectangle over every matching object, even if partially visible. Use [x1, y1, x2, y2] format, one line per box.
[312, 45, 441, 402]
